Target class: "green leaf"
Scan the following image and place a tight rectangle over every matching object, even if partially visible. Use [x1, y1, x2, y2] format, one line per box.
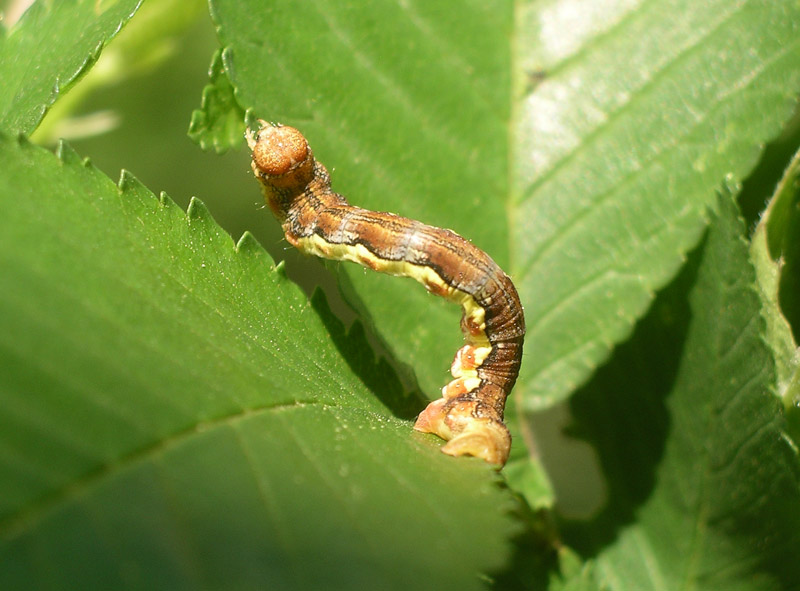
[563, 193, 800, 590]
[0, 0, 143, 135]
[188, 48, 246, 153]
[0, 134, 519, 590]
[4, 1, 800, 587]
[514, 0, 800, 409]
[549, 549, 604, 591]
[751, 147, 800, 440]
[31, 0, 207, 144]
[752, 149, 800, 390]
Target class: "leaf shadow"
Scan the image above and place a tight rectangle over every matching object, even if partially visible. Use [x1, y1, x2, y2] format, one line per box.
[310, 287, 426, 420]
[557, 232, 705, 558]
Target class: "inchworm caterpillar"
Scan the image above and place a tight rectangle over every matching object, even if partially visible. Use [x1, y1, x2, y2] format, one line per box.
[248, 122, 525, 465]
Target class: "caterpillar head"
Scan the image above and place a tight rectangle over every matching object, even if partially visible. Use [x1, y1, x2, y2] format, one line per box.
[248, 122, 317, 216]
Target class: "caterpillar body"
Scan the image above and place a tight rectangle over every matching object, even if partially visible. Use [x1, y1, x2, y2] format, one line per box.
[248, 122, 525, 465]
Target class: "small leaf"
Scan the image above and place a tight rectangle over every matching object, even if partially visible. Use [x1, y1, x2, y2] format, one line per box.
[0, 0, 143, 135]
[549, 549, 604, 591]
[751, 147, 800, 438]
[188, 48, 247, 153]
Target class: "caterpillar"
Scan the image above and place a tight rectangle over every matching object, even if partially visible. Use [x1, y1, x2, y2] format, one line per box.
[248, 122, 525, 465]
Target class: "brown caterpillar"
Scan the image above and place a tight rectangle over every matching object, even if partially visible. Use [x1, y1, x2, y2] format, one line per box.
[248, 122, 524, 465]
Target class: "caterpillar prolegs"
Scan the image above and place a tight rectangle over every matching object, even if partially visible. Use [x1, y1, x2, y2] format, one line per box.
[248, 122, 525, 465]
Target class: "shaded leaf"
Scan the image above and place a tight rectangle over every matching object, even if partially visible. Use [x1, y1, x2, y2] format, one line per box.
[751, 146, 800, 440]
[549, 549, 604, 591]
[0, 0, 143, 135]
[31, 0, 207, 144]
[563, 193, 800, 590]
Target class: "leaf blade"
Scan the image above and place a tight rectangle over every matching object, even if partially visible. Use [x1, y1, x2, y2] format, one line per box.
[514, 0, 800, 409]
[0, 0, 143, 135]
[563, 193, 800, 590]
[0, 134, 519, 589]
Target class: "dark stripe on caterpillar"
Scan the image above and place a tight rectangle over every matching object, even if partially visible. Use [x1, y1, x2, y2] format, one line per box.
[248, 122, 525, 465]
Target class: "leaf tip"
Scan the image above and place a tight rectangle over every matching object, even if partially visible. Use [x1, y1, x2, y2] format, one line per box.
[235, 231, 263, 254]
[117, 169, 146, 194]
[186, 196, 211, 221]
[55, 140, 82, 165]
[187, 107, 208, 137]
[244, 107, 260, 130]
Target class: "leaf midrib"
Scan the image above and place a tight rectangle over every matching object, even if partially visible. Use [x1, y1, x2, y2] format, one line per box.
[0, 399, 365, 542]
